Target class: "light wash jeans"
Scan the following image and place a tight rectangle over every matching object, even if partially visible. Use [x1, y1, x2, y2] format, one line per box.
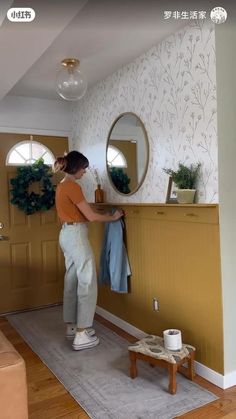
[59, 223, 97, 328]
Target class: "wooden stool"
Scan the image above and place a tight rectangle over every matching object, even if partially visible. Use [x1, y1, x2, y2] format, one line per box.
[128, 335, 195, 395]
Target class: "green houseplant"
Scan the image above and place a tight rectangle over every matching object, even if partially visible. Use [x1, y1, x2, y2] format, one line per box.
[163, 162, 201, 203]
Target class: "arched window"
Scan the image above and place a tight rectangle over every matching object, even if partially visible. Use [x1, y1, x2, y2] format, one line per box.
[6, 140, 55, 166]
[107, 145, 127, 168]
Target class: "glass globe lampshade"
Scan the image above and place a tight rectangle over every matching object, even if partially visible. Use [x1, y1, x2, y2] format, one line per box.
[56, 58, 87, 101]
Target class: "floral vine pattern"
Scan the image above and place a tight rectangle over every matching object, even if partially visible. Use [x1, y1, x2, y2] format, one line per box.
[71, 21, 217, 203]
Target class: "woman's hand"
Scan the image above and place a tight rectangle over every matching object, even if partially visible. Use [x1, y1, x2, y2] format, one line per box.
[112, 209, 124, 220]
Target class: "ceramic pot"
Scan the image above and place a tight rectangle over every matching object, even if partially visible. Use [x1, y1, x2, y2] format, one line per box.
[177, 189, 196, 204]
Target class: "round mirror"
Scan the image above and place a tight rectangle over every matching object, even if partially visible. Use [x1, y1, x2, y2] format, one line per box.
[106, 113, 149, 195]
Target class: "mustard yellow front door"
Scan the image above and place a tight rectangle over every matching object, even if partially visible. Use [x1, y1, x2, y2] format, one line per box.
[0, 133, 68, 313]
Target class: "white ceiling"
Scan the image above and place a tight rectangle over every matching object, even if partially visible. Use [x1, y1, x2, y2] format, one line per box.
[0, 0, 191, 101]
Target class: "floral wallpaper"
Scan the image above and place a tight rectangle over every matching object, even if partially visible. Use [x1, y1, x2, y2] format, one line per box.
[71, 20, 217, 203]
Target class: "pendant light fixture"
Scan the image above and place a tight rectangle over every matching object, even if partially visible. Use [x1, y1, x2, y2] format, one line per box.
[56, 58, 87, 101]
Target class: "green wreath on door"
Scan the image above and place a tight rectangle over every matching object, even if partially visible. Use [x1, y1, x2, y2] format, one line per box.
[10, 159, 55, 215]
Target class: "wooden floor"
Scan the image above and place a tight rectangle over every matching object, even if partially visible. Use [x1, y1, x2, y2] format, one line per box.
[1, 314, 236, 419]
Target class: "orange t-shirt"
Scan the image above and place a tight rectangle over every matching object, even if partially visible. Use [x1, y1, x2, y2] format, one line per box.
[55, 180, 87, 223]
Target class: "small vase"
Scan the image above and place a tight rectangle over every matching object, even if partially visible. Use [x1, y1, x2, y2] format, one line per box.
[95, 184, 104, 203]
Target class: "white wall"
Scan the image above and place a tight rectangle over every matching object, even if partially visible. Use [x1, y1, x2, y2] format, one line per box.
[71, 21, 217, 204]
[216, 23, 236, 376]
[0, 95, 72, 137]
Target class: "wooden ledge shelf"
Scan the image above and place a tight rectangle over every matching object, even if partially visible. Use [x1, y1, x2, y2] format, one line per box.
[92, 202, 218, 208]
[91, 203, 219, 224]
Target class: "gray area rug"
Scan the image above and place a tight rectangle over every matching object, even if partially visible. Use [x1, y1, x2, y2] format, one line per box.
[7, 306, 218, 419]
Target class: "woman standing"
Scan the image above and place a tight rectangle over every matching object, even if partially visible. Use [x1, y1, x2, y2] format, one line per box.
[54, 151, 123, 351]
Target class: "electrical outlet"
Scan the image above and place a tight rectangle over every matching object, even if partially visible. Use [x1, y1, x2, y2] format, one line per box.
[152, 298, 159, 311]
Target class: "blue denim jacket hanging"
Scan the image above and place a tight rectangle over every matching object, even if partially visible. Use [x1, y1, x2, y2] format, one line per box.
[99, 217, 131, 293]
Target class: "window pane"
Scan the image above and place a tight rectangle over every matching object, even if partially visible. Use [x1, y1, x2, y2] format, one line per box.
[43, 152, 54, 165]
[8, 150, 25, 164]
[16, 143, 30, 160]
[112, 154, 126, 167]
[32, 143, 46, 160]
[107, 147, 119, 163]
[6, 140, 55, 166]
[26, 158, 36, 164]
[107, 146, 127, 167]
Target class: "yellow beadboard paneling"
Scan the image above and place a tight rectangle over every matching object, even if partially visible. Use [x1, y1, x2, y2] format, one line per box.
[89, 204, 223, 374]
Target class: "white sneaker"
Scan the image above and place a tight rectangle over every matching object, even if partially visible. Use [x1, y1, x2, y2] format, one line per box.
[66, 324, 95, 340]
[86, 327, 96, 337]
[72, 330, 99, 351]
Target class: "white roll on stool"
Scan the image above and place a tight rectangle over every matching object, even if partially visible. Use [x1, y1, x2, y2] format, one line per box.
[163, 329, 182, 351]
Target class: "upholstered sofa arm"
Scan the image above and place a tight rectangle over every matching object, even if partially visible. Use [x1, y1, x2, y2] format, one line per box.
[0, 330, 28, 419]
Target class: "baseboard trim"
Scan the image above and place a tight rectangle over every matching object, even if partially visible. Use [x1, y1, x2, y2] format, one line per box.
[194, 361, 224, 389]
[96, 305, 147, 340]
[223, 370, 236, 389]
[96, 305, 235, 390]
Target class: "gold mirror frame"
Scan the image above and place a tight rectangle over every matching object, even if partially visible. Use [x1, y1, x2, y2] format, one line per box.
[106, 112, 149, 196]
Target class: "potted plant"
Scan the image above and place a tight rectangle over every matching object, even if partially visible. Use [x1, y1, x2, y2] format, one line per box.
[109, 167, 131, 194]
[163, 162, 201, 203]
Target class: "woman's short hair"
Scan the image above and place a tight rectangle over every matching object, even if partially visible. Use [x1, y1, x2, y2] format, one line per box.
[54, 151, 89, 174]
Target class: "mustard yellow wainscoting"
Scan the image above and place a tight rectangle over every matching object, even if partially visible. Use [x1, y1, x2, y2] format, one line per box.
[88, 204, 223, 374]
